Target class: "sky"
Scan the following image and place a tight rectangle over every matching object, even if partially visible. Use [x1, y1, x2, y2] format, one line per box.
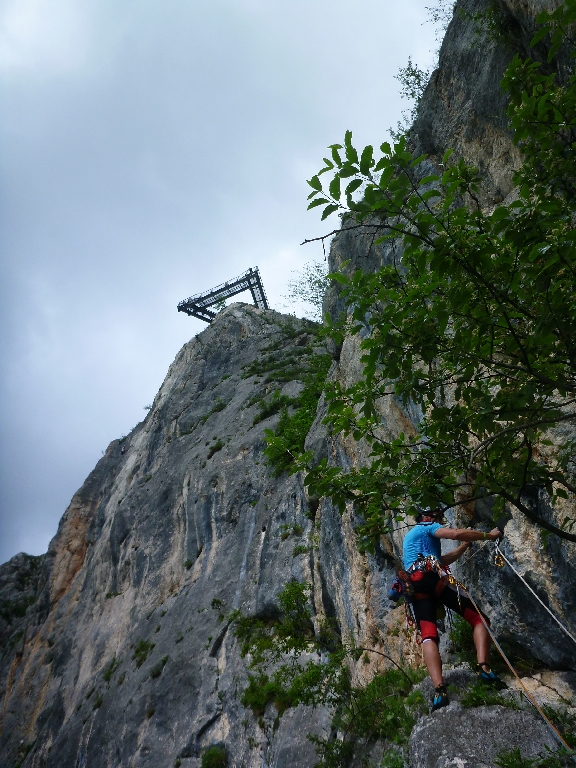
[0, 0, 440, 564]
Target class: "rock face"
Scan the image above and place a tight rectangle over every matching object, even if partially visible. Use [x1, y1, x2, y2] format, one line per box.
[0, 307, 336, 768]
[1, 2, 576, 767]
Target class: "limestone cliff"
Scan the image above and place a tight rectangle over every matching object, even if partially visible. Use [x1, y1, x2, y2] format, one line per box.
[1, 1, 576, 767]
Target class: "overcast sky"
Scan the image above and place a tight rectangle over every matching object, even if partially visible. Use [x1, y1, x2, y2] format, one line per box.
[0, 0, 439, 564]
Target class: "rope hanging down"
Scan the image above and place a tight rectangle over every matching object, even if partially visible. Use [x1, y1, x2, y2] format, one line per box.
[493, 542, 576, 648]
[464, 588, 576, 763]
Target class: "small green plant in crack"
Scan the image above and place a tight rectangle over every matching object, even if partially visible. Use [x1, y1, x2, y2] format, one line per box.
[381, 748, 405, 768]
[92, 693, 103, 710]
[461, 680, 518, 709]
[184, 558, 193, 569]
[253, 390, 294, 426]
[495, 745, 576, 767]
[150, 656, 169, 679]
[132, 640, 155, 668]
[279, 523, 305, 540]
[541, 706, 576, 751]
[201, 745, 228, 768]
[208, 440, 224, 459]
[211, 598, 224, 610]
[102, 657, 120, 682]
[292, 545, 310, 557]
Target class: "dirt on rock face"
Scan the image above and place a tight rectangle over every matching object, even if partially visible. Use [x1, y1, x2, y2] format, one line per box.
[1, 2, 576, 767]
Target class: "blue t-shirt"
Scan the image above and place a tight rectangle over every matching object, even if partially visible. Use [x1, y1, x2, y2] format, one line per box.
[403, 522, 442, 569]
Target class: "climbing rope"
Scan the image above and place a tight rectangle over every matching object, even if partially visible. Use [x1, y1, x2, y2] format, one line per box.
[457, 537, 576, 756]
[493, 542, 576, 648]
[464, 587, 576, 763]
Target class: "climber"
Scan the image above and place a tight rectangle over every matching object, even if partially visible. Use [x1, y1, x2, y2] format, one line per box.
[402, 508, 503, 712]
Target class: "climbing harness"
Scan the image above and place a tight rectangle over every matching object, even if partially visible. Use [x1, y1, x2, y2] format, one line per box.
[493, 542, 576, 647]
[464, 587, 576, 762]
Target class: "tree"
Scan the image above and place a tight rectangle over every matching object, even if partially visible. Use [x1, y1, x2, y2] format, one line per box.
[297, 1, 576, 544]
[283, 260, 329, 321]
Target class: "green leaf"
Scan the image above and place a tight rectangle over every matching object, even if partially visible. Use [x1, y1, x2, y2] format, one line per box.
[345, 179, 363, 195]
[360, 145, 374, 175]
[344, 130, 359, 164]
[307, 198, 330, 210]
[329, 145, 343, 167]
[329, 175, 341, 200]
[308, 175, 322, 191]
[321, 204, 340, 220]
[327, 272, 350, 285]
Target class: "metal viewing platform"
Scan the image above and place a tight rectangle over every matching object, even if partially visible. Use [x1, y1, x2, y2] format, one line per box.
[177, 267, 269, 323]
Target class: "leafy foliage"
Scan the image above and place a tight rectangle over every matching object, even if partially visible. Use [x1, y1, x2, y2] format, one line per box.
[460, 680, 516, 709]
[252, 390, 294, 426]
[392, 56, 432, 135]
[207, 440, 224, 459]
[201, 745, 228, 768]
[102, 657, 120, 682]
[263, 344, 332, 475]
[300, 2, 576, 544]
[496, 745, 576, 768]
[231, 581, 425, 768]
[0, 594, 36, 625]
[283, 260, 329, 321]
[150, 655, 169, 679]
[132, 640, 155, 668]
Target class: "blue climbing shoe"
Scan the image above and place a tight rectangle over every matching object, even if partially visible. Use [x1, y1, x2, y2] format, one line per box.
[477, 663, 506, 688]
[432, 684, 449, 712]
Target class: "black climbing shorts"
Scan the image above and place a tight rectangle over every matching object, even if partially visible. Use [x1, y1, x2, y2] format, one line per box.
[410, 571, 487, 642]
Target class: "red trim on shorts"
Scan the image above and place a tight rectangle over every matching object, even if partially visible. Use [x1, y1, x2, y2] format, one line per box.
[463, 607, 488, 628]
[419, 619, 439, 642]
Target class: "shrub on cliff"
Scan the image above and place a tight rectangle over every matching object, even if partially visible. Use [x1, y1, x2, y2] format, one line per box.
[200, 745, 228, 768]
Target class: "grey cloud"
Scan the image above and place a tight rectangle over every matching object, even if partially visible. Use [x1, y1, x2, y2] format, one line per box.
[0, 0, 436, 562]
